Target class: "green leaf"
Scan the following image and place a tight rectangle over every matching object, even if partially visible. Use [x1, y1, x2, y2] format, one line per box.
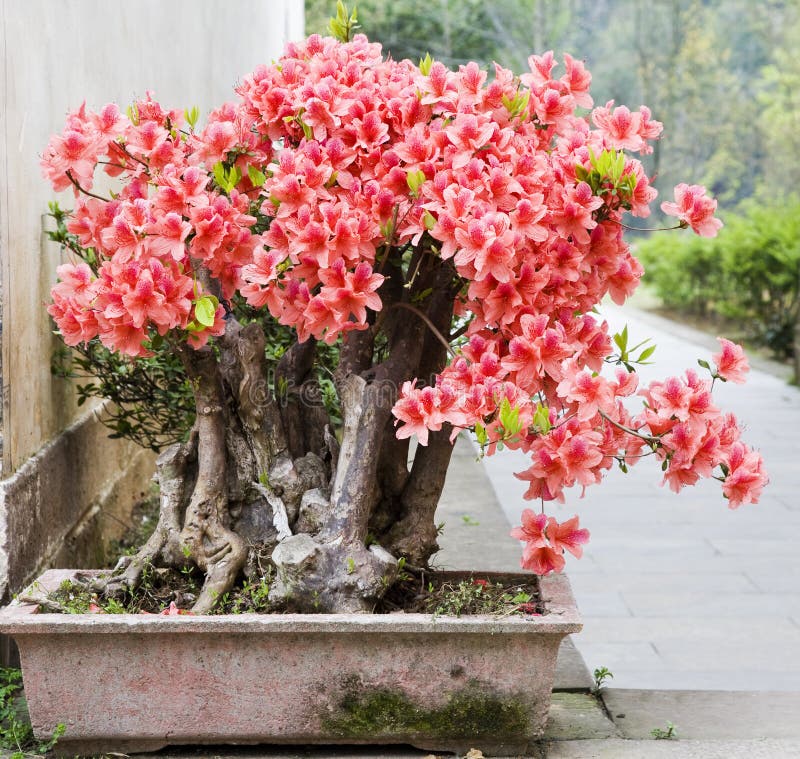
[423, 210, 436, 230]
[185, 105, 199, 130]
[194, 295, 219, 327]
[126, 103, 139, 126]
[637, 344, 656, 362]
[474, 422, 488, 446]
[533, 403, 551, 434]
[697, 358, 711, 370]
[613, 325, 629, 353]
[502, 90, 530, 119]
[213, 161, 228, 189]
[380, 217, 395, 239]
[406, 169, 426, 196]
[498, 397, 522, 435]
[248, 164, 266, 188]
[419, 52, 433, 76]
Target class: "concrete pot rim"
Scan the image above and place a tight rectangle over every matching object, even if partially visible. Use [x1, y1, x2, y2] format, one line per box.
[0, 568, 582, 635]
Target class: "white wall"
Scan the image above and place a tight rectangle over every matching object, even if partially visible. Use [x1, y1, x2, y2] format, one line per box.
[0, 0, 304, 474]
[0, 0, 304, 602]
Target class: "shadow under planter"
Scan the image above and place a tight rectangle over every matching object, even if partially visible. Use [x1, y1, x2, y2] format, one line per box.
[0, 569, 581, 757]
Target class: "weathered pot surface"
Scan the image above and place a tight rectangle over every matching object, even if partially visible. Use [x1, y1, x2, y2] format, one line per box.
[0, 568, 581, 757]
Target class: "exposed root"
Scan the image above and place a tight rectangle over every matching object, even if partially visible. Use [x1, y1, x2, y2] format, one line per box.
[180, 486, 249, 614]
[92, 436, 196, 600]
[270, 535, 398, 613]
[254, 482, 292, 540]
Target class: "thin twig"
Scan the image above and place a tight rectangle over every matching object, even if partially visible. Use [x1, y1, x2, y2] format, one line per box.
[599, 409, 659, 444]
[615, 220, 685, 233]
[65, 171, 110, 202]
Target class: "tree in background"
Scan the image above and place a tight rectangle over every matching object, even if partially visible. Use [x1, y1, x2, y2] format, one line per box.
[756, 8, 800, 198]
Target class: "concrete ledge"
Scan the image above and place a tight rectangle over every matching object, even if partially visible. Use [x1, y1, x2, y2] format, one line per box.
[0, 404, 154, 602]
[545, 693, 619, 741]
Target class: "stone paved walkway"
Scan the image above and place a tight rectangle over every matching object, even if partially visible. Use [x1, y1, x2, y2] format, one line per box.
[479, 303, 800, 691]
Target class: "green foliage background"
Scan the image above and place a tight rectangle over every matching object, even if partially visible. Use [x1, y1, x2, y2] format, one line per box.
[637, 199, 800, 361]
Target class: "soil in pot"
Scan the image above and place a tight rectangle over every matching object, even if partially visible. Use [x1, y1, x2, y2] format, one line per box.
[43, 563, 545, 618]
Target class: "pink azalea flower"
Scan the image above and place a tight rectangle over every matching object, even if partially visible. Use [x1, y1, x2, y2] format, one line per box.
[510, 508, 548, 548]
[561, 54, 592, 109]
[521, 545, 566, 575]
[556, 362, 615, 421]
[723, 442, 768, 508]
[546, 516, 590, 558]
[393, 382, 437, 446]
[556, 432, 604, 486]
[159, 601, 194, 616]
[712, 338, 749, 384]
[591, 101, 645, 152]
[661, 184, 723, 237]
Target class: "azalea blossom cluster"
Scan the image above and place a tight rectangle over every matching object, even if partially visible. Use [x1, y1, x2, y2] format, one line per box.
[42, 98, 271, 355]
[510, 512, 590, 575]
[42, 31, 765, 576]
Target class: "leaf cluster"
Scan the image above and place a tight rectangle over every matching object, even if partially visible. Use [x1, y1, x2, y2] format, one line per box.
[592, 665, 614, 692]
[576, 148, 638, 211]
[328, 1, 360, 42]
[651, 721, 678, 740]
[610, 325, 656, 372]
[52, 339, 196, 451]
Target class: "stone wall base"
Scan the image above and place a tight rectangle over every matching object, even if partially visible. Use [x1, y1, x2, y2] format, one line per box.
[0, 403, 155, 604]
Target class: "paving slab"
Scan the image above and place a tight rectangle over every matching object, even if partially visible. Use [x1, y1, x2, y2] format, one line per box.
[552, 637, 593, 691]
[567, 570, 757, 595]
[546, 738, 800, 758]
[592, 669, 800, 692]
[602, 688, 800, 740]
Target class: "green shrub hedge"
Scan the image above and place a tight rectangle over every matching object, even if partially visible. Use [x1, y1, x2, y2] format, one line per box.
[637, 198, 800, 361]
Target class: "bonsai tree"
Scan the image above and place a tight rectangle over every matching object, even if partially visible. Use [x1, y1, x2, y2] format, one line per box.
[42, 7, 766, 614]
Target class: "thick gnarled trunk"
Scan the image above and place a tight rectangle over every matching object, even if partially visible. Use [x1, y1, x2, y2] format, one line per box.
[102, 256, 458, 614]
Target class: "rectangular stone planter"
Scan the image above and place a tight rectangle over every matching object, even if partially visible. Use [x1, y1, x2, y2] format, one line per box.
[0, 568, 581, 757]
